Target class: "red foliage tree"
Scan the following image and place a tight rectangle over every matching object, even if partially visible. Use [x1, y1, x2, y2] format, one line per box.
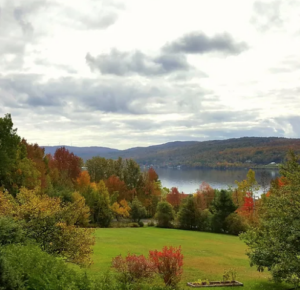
[148, 167, 158, 182]
[166, 187, 187, 212]
[48, 147, 81, 185]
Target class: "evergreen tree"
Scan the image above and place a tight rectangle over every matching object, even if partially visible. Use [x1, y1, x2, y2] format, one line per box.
[211, 190, 237, 233]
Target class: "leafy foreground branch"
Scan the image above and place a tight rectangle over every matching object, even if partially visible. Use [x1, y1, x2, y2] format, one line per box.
[240, 151, 300, 289]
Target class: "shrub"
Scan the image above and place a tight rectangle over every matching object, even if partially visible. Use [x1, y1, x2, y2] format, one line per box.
[0, 243, 99, 290]
[149, 246, 183, 287]
[138, 221, 144, 227]
[130, 197, 147, 222]
[147, 220, 156, 227]
[155, 202, 175, 228]
[112, 253, 156, 283]
[0, 216, 26, 246]
[129, 222, 140, 228]
[225, 213, 248, 235]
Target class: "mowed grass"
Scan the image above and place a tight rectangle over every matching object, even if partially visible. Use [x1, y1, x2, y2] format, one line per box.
[89, 227, 291, 290]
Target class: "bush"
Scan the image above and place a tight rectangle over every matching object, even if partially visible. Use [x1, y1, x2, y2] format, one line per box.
[149, 246, 183, 287]
[112, 253, 156, 283]
[130, 197, 147, 222]
[0, 216, 26, 246]
[129, 223, 140, 228]
[138, 221, 144, 227]
[225, 213, 249, 235]
[155, 202, 175, 228]
[147, 220, 156, 227]
[0, 244, 99, 290]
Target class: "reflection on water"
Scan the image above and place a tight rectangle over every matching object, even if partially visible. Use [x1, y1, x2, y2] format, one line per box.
[155, 168, 280, 195]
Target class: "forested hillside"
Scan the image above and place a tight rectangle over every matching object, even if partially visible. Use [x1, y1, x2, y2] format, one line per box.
[44, 137, 300, 168]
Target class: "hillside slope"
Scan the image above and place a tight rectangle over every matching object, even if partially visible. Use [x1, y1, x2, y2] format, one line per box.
[43, 137, 300, 168]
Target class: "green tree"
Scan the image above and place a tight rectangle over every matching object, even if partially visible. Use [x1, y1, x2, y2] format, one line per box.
[177, 196, 201, 230]
[0, 216, 25, 246]
[210, 190, 237, 233]
[0, 114, 21, 194]
[240, 151, 300, 287]
[130, 197, 146, 222]
[155, 201, 175, 228]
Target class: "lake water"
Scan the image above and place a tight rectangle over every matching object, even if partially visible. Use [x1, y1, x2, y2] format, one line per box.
[155, 168, 280, 195]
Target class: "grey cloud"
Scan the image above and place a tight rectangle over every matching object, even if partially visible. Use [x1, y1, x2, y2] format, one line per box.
[86, 49, 192, 76]
[13, 7, 34, 35]
[0, 0, 47, 71]
[273, 116, 300, 137]
[0, 73, 209, 115]
[163, 32, 248, 55]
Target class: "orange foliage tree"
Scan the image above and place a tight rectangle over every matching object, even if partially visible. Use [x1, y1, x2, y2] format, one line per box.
[194, 182, 215, 210]
[166, 187, 188, 212]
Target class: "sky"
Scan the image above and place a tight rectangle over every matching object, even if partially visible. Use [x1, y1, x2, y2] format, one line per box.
[0, 0, 300, 149]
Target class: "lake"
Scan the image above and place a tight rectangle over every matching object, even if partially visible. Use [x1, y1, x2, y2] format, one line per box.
[155, 168, 280, 195]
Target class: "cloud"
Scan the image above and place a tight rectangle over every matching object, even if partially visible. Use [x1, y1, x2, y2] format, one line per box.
[163, 31, 248, 55]
[86, 49, 192, 76]
[0, 73, 210, 115]
[251, 0, 300, 32]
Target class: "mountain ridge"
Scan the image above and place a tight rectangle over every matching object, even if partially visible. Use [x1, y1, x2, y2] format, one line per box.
[42, 137, 300, 168]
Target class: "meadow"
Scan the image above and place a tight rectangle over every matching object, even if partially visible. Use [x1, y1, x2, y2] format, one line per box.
[89, 227, 291, 290]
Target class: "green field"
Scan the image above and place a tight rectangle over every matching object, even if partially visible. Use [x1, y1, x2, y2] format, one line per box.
[88, 227, 290, 290]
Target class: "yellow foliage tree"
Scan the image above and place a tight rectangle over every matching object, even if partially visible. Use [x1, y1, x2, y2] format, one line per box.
[0, 187, 94, 266]
[111, 199, 131, 221]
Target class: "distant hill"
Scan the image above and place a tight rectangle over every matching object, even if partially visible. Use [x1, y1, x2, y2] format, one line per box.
[43, 137, 300, 168]
[43, 146, 119, 160]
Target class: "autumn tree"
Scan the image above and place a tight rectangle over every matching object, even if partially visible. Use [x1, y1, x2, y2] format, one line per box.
[194, 182, 215, 210]
[48, 147, 81, 187]
[105, 175, 132, 201]
[166, 187, 187, 212]
[0, 187, 94, 266]
[139, 168, 162, 216]
[76, 171, 91, 190]
[234, 169, 260, 207]
[111, 199, 131, 221]
[23, 140, 49, 191]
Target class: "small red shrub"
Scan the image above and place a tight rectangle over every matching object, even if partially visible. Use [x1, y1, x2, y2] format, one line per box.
[149, 246, 183, 287]
[112, 253, 156, 282]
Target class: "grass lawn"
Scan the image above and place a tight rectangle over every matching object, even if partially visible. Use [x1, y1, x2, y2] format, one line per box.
[89, 227, 291, 290]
